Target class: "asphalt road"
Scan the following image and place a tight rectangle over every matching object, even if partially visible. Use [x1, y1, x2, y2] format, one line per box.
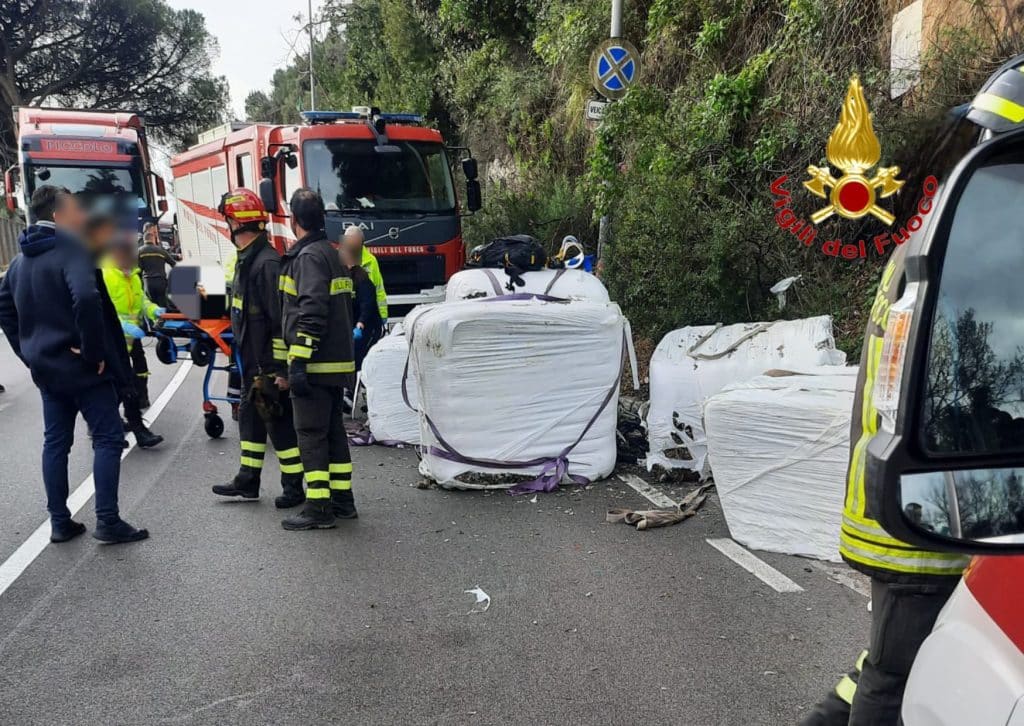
[0, 336, 870, 726]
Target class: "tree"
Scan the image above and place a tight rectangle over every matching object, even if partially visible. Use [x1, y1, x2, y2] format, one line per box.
[0, 0, 229, 164]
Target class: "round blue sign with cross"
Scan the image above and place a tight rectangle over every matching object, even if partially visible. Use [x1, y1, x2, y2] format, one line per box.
[590, 38, 640, 100]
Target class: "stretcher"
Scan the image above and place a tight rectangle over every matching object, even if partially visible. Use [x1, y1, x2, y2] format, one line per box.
[151, 312, 242, 438]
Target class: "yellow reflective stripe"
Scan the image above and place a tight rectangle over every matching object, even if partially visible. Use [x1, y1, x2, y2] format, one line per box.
[329, 480, 353, 491]
[330, 277, 353, 295]
[329, 462, 353, 473]
[231, 296, 243, 310]
[307, 361, 356, 374]
[305, 487, 330, 499]
[305, 471, 330, 483]
[240, 456, 264, 469]
[232, 210, 264, 219]
[279, 462, 304, 474]
[279, 276, 297, 295]
[839, 540, 968, 575]
[273, 350, 288, 361]
[277, 447, 300, 459]
[289, 345, 313, 359]
[855, 650, 868, 672]
[842, 513, 915, 548]
[272, 338, 286, 349]
[241, 441, 267, 453]
[973, 92, 1024, 123]
[297, 332, 319, 343]
[835, 675, 857, 705]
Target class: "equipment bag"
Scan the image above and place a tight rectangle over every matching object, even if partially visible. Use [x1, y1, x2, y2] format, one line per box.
[468, 234, 548, 290]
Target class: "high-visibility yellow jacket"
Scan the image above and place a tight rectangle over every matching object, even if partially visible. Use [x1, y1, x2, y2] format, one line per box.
[841, 245, 969, 583]
[360, 246, 388, 320]
[101, 259, 160, 342]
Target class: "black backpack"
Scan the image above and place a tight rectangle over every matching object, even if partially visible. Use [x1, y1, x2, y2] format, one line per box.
[468, 234, 548, 290]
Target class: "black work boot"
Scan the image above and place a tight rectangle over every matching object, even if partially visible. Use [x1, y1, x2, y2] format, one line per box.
[274, 477, 305, 509]
[51, 520, 87, 543]
[281, 499, 336, 530]
[93, 518, 149, 544]
[212, 471, 261, 500]
[130, 422, 164, 449]
[331, 489, 358, 519]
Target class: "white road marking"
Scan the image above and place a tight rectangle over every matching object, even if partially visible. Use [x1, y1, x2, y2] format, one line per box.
[617, 473, 678, 509]
[809, 560, 871, 598]
[706, 538, 805, 593]
[0, 361, 193, 598]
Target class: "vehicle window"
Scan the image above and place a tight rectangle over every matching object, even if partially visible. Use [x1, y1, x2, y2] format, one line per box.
[27, 164, 144, 206]
[192, 169, 212, 209]
[303, 139, 456, 214]
[283, 159, 302, 212]
[174, 174, 192, 203]
[922, 155, 1024, 455]
[236, 153, 251, 189]
[211, 165, 228, 204]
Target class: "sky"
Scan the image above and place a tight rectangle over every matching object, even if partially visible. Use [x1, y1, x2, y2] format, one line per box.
[166, 0, 326, 120]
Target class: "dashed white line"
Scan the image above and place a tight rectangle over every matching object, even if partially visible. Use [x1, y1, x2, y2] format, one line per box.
[0, 361, 193, 598]
[617, 473, 678, 509]
[706, 538, 805, 593]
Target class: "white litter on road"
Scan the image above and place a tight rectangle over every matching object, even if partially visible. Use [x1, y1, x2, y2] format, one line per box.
[706, 538, 804, 593]
[617, 473, 678, 509]
[465, 586, 491, 614]
[0, 361, 193, 599]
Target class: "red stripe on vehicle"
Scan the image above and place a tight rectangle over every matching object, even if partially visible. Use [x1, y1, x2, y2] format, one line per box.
[965, 556, 1024, 652]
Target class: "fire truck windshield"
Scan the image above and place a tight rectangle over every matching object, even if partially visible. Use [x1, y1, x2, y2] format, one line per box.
[27, 164, 146, 207]
[304, 139, 456, 215]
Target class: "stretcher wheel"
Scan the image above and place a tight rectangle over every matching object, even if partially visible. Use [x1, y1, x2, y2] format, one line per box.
[190, 340, 212, 367]
[204, 413, 224, 439]
[155, 336, 177, 365]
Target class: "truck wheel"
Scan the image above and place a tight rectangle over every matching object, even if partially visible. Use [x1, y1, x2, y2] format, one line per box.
[204, 413, 224, 439]
[155, 336, 177, 365]
[190, 340, 212, 367]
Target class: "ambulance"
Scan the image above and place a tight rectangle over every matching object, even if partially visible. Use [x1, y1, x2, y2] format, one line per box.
[868, 54, 1024, 725]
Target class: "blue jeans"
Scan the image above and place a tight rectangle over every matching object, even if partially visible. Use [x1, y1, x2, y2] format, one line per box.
[40, 382, 124, 525]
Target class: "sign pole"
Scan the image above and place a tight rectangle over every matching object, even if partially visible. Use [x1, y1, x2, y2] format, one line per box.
[308, 0, 316, 111]
[597, 0, 624, 268]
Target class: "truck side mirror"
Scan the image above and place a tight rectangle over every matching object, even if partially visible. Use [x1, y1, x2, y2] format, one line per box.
[154, 174, 166, 197]
[465, 179, 482, 212]
[462, 157, 478, 180]
[284, 152, 298, 170]
[4, 165, 18, 212]
[158, 199, 168, 213]
[260, 156, 276, 180]
[259, 178, 279, 215]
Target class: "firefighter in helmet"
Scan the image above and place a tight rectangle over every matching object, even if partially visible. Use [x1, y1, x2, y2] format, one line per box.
[212, 189, 305, 509]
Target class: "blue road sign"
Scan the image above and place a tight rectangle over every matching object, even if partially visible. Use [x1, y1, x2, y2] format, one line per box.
[591, 38, 640, 100]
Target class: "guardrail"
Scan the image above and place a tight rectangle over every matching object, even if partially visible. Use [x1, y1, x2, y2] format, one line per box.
[0, 217, 24, 271]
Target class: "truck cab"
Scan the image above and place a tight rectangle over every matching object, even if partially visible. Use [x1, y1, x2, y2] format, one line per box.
[866, 55, 1024, 725]
[5, 107, 166, 226]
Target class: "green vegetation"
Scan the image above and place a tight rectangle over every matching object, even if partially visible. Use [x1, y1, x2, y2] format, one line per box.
[252, 0, 1019, 354]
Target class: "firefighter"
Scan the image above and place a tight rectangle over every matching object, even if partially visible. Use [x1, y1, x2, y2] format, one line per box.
[138, 222, 176, 307]
[102, 232, 164, 410]
[280, 188, 357, 530]
[211, 189, 305, 509]
[342, 226, 388, 321]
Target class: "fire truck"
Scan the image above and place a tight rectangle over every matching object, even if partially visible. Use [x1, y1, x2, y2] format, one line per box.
[5, 107, 167, 225]
[170, 108, 482, 316]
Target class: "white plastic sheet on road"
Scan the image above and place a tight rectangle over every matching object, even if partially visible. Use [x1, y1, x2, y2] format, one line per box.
[445, 268, 610, 303]
[409, 297, 624, 489]
[361, 325, 420, 445]
[645, 316, 846, 477]
[703, 367, 858, 562]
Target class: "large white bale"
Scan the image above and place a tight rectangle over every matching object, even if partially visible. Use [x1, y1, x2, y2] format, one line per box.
[646, 316, 846, 476]
[703, 368, 857, 562]
[361, 328, 420, 445]
[445, 268, 610, 303]
[410, 297, 624, 489]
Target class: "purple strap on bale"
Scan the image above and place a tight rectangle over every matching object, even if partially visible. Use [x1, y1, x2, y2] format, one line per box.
[348, 428, 408, 448]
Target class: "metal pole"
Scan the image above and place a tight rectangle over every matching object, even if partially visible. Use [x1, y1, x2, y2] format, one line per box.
[610, 0, 623, 38]
[598, 0, 623, 269]
[308, 0, 316, 111]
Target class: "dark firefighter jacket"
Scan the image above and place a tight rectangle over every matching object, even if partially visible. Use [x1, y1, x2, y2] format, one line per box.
[279, 229, 355, 386]
[138, 243, 176, 280]
[231, 233, 286, 379]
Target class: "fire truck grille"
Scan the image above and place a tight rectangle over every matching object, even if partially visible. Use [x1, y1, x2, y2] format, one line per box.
[377, 254, 447, 294]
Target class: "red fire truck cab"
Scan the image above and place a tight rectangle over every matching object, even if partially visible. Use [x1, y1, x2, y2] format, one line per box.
[170, 108, 481, 317]
[5, 107, 166, 225]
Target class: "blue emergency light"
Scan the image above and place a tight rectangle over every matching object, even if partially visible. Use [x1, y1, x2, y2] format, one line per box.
[301, 110, 424, 125]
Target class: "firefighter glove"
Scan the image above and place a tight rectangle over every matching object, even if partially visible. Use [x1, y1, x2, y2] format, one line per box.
[288, 360, 312, 398]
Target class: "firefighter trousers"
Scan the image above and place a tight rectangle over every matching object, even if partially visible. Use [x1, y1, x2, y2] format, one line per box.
[799, 578, 957, 726]
[291, 384, 352, 503]
[237, 375, 303, 489]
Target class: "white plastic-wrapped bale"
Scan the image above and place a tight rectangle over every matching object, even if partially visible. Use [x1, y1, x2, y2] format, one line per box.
[645, 316, 846, 477]
[445, 268, 610, 303]
[410, 297, 624, 490]
[360, 326, 420, 445]
[703, 367, 857, 562]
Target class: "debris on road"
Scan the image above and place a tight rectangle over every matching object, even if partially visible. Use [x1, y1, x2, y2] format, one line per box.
[465, 586, 491, 614]
[607, 483, 714, 530]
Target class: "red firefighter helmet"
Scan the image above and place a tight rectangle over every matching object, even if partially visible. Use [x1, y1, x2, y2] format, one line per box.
[217, 188, 267, 231]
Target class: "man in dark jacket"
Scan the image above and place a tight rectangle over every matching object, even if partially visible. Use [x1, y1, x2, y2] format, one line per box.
[280, 188, 357, 530]
[340, 243, 383, 369]
[210, 189, 304, 509]
[0, 186, 148, 544]
[138, 222, 176, 307]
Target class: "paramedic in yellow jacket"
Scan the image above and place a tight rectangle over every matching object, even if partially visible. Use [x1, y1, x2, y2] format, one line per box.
[102, 234, 165, 409]
[342, 226, 388, 320]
